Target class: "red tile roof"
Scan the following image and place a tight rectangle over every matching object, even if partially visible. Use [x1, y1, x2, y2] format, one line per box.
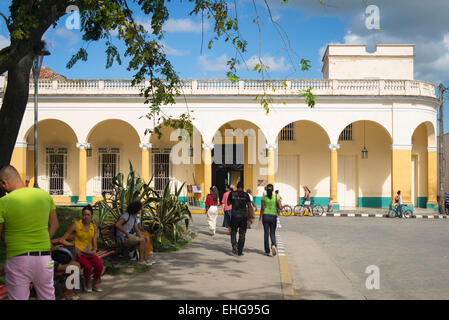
[29, 66, 66, 80]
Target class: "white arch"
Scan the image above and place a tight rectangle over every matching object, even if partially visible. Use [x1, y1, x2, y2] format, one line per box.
[199, 117, 270, 145]
[22, 118, 79, 143]
[86, 118, 141, 143]
[410, 121, 436, 149]
[272, 119, 331, 145]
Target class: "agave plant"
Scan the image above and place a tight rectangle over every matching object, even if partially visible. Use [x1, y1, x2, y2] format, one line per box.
[96, 161, 159, 226]
[141, 181, 192, 244]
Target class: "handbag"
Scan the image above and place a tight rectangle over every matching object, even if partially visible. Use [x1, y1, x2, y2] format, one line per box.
[276, 216, 282, 229]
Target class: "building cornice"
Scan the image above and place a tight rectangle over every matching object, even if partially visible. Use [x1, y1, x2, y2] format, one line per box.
[28, 94, 438, 109]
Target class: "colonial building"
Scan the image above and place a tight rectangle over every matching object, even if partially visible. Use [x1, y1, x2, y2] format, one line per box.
[2, 44, 438, 211]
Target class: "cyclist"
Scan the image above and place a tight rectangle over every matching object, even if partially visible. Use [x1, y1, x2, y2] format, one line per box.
[394, 190, 403, 218]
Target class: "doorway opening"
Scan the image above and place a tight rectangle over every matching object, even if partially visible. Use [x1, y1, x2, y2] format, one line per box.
[212, 144, 244, 198]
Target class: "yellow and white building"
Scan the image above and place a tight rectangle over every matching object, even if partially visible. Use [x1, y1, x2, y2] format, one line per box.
[3, 44, 438, 211]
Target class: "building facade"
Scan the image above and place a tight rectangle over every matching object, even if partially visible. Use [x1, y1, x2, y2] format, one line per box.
[3, 44, 438, 210]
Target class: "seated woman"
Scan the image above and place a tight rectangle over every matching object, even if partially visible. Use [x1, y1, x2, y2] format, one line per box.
[59, 204, 103, 293]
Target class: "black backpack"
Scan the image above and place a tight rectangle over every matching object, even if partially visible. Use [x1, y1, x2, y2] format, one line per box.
[51, 247, 73, 265]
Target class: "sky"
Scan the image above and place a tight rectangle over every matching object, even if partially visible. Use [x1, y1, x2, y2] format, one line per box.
[1, 0, 449, 130]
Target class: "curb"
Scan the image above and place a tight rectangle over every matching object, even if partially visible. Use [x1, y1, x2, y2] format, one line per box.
[189, 210, 449, 219]
[320, 213, 449, 219]
[275, 235, 296, 300]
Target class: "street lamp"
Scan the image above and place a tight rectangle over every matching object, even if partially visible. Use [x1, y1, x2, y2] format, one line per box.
[31, 50, 50, 188]
[361, 121, 368, 159]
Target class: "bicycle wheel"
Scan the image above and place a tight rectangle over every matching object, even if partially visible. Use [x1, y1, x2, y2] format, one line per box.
[313, 205, 325, 216]
[403, 209, 413, 219]
[280, 205, 292, 216]
[293, 205, 303, 215]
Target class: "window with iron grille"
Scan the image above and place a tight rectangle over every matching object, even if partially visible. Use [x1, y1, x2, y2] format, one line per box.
[339, 124, 353, 141]
[46, 147, 67, 195]
[98, 147, 120, 194]
[153, 152, 170, 196]
[280, 123, 294, 141]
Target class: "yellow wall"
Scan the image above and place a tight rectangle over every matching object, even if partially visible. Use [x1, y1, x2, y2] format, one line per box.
[412, 123, 428, 198]
[26, 120, 78, 195]
[391, 149, 412, 204]
[11, 147, 27, 183]
[339, 121, 391, 198]
[277, 121, 331, 197]
[87, 120, 141, 196]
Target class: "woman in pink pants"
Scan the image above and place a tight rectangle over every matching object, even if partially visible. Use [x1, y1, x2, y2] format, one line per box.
[60, 205, 103, 293]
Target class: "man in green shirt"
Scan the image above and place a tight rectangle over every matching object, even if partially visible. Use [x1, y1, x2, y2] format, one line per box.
[0, 165, 59, 300]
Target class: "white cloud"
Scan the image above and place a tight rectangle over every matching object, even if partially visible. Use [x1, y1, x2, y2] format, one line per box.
[163, 18, 209, 33]
[246, 54, 291, 72]
[198, 54, 230, 72]
[198, 53, 291, 74]
[135, 17, 154, 33]
[0, 34, 10, 49]
[160, 42, 190, 56]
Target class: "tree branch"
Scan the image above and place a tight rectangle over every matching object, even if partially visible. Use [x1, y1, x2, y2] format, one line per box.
[0, 12, 11, 32]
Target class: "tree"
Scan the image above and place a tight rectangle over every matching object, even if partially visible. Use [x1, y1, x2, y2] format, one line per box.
[0, 0, 317, 187]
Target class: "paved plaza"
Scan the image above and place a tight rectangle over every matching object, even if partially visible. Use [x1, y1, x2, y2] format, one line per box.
[79, 214, 449, 300]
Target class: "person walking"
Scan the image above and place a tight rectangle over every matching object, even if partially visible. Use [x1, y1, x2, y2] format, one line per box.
[228, 181, 254, 256]
[59, 204, 104, 292]
[0, 165, 59, 300]
[221, 185, 233, 235]
[301, 186, 312, 216]
[259, 184, 282, 256]
[205, 186, 220, 236]
[246, 189, 257, 229]
[275, 190, 282, 215]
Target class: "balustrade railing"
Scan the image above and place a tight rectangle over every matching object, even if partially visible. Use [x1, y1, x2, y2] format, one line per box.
[26, 78, 436, 98]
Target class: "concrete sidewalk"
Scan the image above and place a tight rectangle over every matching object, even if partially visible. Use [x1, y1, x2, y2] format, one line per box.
[78, 215, 284, 300]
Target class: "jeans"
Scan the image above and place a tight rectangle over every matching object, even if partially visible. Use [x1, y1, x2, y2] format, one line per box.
[395, 204, 403, 217]
[222, 210, 232, 228]
[262, 214, 277, 253]
[230, 212, 247, 254]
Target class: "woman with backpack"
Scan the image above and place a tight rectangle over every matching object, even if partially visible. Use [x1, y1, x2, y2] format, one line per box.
[205, 186, 221, 236]
[259, 184, 282, 256]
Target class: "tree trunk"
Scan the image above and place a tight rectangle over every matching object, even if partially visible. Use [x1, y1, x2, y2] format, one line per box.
[0, 52, 34, 172]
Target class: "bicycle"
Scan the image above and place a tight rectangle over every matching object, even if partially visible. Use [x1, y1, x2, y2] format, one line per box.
[293, 200, 325, 216]
[280, 205, 294, 216]
[386, 205, 414, 219]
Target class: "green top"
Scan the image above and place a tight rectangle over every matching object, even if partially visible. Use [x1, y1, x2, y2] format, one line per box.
[0, 187, 55, 259]
[262, 195, 278, 215]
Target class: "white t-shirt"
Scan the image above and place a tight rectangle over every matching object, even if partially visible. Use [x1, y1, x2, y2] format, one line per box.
[116, 213, 137, 241]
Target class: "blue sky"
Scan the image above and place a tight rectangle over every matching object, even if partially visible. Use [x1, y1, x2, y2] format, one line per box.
[1, 0, 449, 130]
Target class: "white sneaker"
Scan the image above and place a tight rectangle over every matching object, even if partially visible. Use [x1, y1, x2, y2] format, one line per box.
[271, 245, 277, 256]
